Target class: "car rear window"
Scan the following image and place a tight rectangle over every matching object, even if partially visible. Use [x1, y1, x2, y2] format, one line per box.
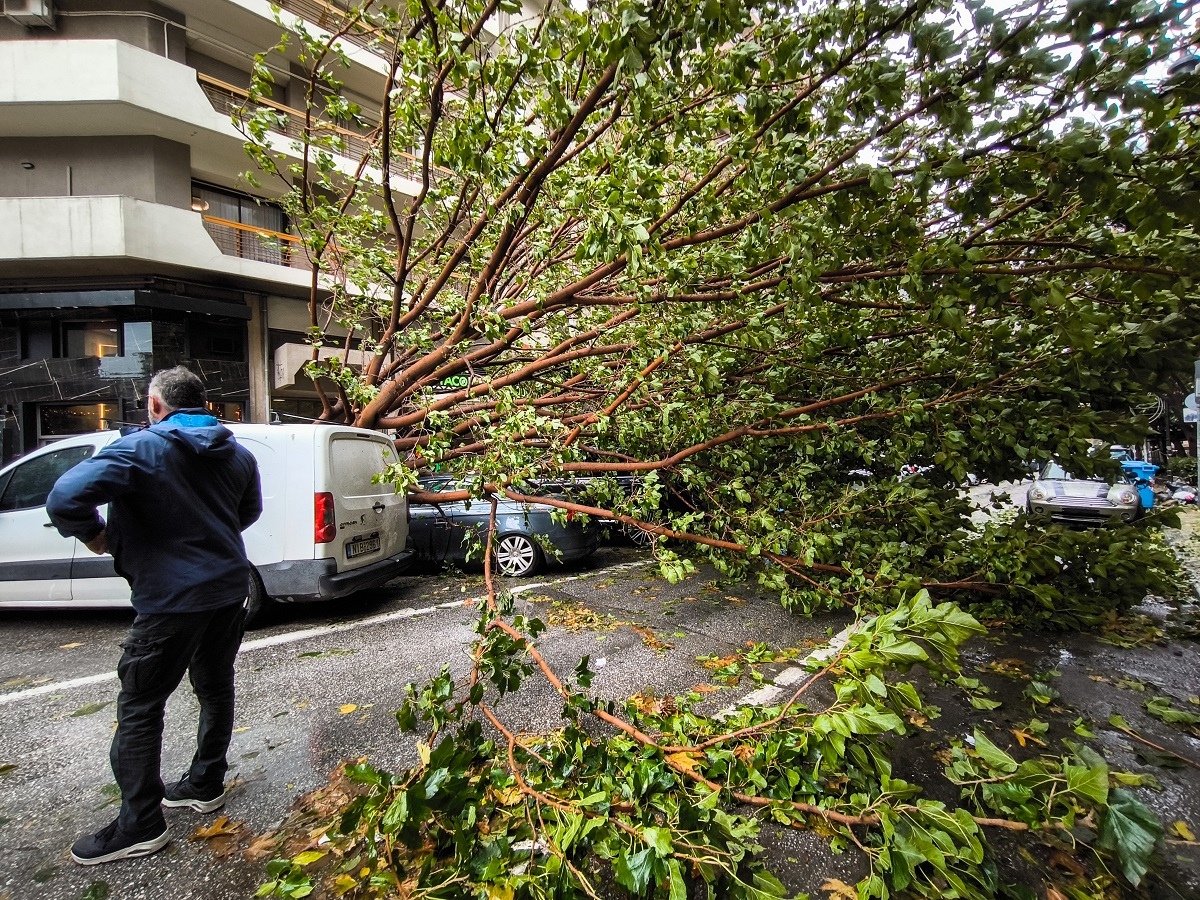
[330, 437, 396, 498]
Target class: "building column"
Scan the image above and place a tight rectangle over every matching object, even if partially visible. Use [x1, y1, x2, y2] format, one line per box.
[246, 294, 269, 423]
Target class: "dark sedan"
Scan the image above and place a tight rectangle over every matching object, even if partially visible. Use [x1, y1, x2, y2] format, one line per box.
[407, 478, 600, 576]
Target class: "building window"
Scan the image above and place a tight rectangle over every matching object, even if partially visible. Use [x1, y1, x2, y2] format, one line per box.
[63, 321, 120, 359]
[189, 320, 246, 361]
[206, 401, 244, 422]
[37, 403, 120, 446]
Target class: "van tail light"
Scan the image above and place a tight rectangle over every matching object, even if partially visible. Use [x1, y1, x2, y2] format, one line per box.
[314, 492, 336, 543]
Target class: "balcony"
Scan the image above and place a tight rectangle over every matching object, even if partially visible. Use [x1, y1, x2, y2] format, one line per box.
[0, 196, 314, 295]
[201, 215, 308, 269]
[198, 74, 447, 187]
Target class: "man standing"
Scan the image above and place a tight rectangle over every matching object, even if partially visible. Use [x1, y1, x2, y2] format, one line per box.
[48, 366, 262, 865]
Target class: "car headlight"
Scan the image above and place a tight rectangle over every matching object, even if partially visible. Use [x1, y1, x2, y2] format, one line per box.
[1109, 487, 1136, 505]
[1028, 485, 1048, 501]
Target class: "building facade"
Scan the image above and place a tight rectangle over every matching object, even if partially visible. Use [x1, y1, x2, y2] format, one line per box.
[0, 0, 465, 462]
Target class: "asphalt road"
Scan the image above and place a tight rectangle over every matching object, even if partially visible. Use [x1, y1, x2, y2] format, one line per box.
[4, 510, 1199, 900]
[0, 546, 855, 900]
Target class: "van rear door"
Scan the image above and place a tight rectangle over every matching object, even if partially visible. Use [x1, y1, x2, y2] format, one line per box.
[325, 434, 408, 571]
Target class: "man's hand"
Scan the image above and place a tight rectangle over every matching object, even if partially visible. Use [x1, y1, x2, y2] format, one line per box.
[84, 529, 109, 555]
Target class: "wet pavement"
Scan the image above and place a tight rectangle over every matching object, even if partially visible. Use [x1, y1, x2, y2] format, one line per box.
[0, 547, 851, 900]
[2, 512, 1199, 899]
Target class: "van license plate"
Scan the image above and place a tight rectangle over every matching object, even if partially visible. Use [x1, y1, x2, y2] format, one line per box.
[346, 537, 381, 558]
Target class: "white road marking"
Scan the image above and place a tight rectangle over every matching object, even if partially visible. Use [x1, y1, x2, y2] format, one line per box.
[0, 558, 654, 708]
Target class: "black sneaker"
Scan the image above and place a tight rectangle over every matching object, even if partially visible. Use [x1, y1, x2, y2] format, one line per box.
[71, 819, 170, 866]
[161, 777, 227, 813]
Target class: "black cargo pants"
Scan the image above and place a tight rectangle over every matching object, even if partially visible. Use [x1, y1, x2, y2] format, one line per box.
[111, 601, 246, 834]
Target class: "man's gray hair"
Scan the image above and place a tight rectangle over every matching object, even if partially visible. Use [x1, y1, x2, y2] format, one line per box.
[148, 366, 207, 412]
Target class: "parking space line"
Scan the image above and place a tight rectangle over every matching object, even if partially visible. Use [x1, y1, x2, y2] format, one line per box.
[0, 558, 653, 707]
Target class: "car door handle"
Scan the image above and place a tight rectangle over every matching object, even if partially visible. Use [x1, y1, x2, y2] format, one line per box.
[44, 522, 57, 528]
[373, 501, 386, 512]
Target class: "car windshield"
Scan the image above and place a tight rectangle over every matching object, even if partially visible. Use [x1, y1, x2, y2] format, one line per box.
[1040, 462, 1103, 481]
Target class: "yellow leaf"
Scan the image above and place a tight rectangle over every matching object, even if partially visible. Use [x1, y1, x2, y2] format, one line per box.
[491, 785, 523, 806]
[338, 704, 358, 714]
[416, 741, 431, 766]
[233, 726, 251, 733]
[360, 867, 372, 878]
[691, 684, 721, 693]
[1173, 820, 1196, 841]
[59, 642, 83, 649]
[1010, 728, 1046, 748]
[666, 751, 703, 775]
[333, 874, 358, 896]
[292, 849, 327, 866]
[487, 886, 515, 900]
[189, 816, 244, 840]
[821, 878, 858, 899]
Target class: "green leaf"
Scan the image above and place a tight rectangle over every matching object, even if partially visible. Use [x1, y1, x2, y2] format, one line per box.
[1145, 696, 1200, 726]
[643, 826, 672, 857]
[667, 859, 687, 900]
[613, 846, 654, 894]
[1096, 789, 1163, 886]
[972, 730, 1017, 774]
[1064, 763, 1109, 806]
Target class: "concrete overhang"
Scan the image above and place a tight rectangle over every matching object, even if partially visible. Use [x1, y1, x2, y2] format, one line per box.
[273, 342, 370, 390]
[0, 195, 317, 297]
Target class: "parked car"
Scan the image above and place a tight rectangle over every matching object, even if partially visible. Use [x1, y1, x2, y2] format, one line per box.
[0, 424, 414, 626]
[1025, 461, 1145, 524]
[408, 477, 599, 576]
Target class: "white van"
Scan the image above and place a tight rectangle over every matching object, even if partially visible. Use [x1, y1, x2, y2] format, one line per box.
[0, 424, 413, 626]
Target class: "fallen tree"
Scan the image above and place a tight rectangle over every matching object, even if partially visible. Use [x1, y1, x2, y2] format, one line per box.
[238, 0, 1200, 895]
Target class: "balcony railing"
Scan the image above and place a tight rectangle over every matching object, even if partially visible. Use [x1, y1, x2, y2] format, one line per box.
[198, 74, 448, 185]
[202, 215, 309, 268]
[202, 215, 349, 280]
[274, 0, 389, 56]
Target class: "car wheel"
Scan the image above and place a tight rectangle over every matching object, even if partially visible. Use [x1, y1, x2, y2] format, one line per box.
[623, 524, 655, 547]
[244, 567, 273, 629]
[494, 533, 541, 577]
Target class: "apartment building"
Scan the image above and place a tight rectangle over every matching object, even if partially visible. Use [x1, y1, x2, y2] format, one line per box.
[0, 0, 496, 462]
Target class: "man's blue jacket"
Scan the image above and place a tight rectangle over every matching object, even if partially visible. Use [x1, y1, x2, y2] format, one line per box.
[47, 410, 263, 615]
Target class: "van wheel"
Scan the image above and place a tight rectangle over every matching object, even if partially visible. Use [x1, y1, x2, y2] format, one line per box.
[494, 533, 540, 577]
[244, 568, 273, 629]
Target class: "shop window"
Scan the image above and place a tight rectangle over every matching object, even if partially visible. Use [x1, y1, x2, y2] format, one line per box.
[38, 403, 120, 446]
[206, 401, 244, 422]
[63, 321, 120, 359]
[189, 320, 245, 361]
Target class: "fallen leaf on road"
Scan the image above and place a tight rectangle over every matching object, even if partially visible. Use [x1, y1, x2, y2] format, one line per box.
[189, 816, 244, 841]
[1011, 728, 1046, 748]
[1048, 849, 1085, 875]
[338, 704, 358, 714]
[59, 642, 83, 650]
[71, 702, 111, 718]
[0, 763, 17, 776]
[820, 878, 858, 899]
[243, 832, 278, 861]
[233, 726, 251, 733]
[1173, 821, 1196, 841]
[691, 684, 721, 693]
[1046, 888, 1068, 900]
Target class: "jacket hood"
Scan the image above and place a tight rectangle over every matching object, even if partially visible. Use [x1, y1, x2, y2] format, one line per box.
[150, 410, 235, 458]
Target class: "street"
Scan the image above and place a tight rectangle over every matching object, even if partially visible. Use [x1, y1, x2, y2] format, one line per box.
[0, 546, 857, 900]
[2, 511, 1200, 899]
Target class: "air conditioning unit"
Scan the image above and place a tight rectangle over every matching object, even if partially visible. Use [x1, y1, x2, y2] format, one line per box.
[2, 0, 56, 28]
